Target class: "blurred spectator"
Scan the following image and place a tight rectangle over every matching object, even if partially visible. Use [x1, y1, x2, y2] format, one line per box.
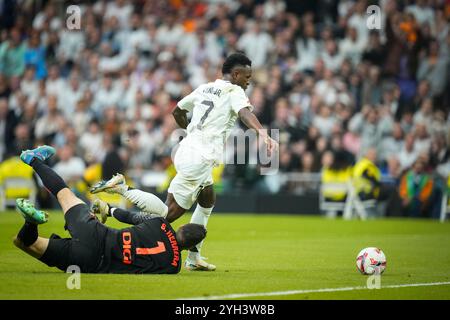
[0, 75, 11, 98]
[406, 0, 435, 26]
[413, 122, 431, 154]
[34, 95, 64, 143]
[60, 73, 85, 118]
[386, 156, 402, 180]
[295, 21, 319, 72]
[380, 122, 403, 163]
[45, 65, 64, 96]
[102, 134, 125, 180]
[398, 158, 435, 218]
[361, 65, 382, 106]
[0, 98, 18, 160]
[339, 27, 365, 66]
[430, 134, 449, 168]
[237, 21, 274, 69]
[413, 98, 433, 127]
[72, 98, 93, 137]
[313, 104, 336, 138]
[105, 0, 133, 29]
[320, 149, 353, 217]
[362, 31, 386, 67]
[0, 28, 26, 78]
[416, 40, 448, 98]
[32, 3, 62, 31]
[398, 133, 419, 171]
[79, 119, 105, 163]
[347, 0, 369, 49]
[348, 105, 393, 157]
[321, 39, 344, 72]
[24, 30, 47, 80]
[155, 13, 184, 47]
[321, 150, 353, 202]
[353, 148, 380, 201]
[20, 66, 39, 103]
[53, 145, 86, 185]
[11, 122, 33, 155]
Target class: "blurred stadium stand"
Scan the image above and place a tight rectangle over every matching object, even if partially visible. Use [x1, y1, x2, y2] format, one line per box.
[0, 0, 448, 218]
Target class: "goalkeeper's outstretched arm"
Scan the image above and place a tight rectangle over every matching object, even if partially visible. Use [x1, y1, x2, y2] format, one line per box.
[111, 208, 159, 225]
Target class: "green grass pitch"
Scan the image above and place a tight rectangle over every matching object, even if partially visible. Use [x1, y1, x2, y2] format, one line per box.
[1, 210, 450, 300]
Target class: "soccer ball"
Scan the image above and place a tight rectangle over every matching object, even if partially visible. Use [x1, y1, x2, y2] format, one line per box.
[356, 247, 387, 275]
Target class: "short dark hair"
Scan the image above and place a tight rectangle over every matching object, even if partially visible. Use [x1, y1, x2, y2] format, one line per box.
[176, 223, 207, 250]
[222, 52, 252, 75]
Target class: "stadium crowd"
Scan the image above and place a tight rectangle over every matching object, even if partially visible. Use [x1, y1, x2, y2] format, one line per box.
[0, 0, 449, 218]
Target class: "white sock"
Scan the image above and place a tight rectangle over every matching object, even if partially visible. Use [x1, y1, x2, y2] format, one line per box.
[123, 189, 168, 218]
[187, 204, 213, 262]
[110, 207, 117, 217]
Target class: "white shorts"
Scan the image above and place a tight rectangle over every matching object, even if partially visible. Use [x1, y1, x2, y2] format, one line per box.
[168, 143, 214, 210]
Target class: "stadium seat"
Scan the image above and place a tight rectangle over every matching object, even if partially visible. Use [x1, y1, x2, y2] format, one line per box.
[0, 157, 36, 211]
[319, 180, 374, 220]
[441, 176, 450, 222]
[319, 181, 352, 218]
[343, 183, 376, 221]
[440, 193, 449, 223]
[0, 177, 37, 211]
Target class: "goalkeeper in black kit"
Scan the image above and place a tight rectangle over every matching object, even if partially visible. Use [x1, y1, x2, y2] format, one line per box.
[13, 145, 206, 274]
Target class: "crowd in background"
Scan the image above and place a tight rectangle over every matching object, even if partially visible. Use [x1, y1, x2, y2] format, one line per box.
[0, 0, 449, 217]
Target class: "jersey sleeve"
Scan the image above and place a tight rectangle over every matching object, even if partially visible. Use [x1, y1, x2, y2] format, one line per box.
[229, 86, 253, 114]
[177, 89, 197, 112]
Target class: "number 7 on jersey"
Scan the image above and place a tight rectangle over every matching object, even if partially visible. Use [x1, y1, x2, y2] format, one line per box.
[196, 100, 214, 130]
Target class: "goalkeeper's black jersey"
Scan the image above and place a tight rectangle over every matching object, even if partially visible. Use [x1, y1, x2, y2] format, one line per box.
[98, 217, 181, 274]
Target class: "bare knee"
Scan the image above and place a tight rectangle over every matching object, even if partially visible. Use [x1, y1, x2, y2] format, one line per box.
[198, 185, 215, 208]
[165, 194, 186, 223]
[57, 188, 85, 214]
[13, 236, 24, 248]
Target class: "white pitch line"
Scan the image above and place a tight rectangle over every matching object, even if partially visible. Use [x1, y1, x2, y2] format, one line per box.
[178, 281, 450, 300]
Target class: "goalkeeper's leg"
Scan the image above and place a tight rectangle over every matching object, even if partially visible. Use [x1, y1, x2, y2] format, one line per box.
[90, 174, 168, 218]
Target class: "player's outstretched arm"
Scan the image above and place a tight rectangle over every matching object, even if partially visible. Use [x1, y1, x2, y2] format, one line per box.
[92, 199, 156, 225]
[172, 106, 189, 129]
[238, 107, 278, 156]
[112, 208, 157, 225]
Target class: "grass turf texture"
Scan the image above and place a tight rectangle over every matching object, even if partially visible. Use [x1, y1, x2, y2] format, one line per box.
[1, 210, 450, 300]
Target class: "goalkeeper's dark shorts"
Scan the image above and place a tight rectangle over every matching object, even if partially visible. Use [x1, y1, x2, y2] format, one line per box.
[39, 204, 108, 273]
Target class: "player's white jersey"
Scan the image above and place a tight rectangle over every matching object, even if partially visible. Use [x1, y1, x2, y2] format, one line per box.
[177, 79, 253, 162]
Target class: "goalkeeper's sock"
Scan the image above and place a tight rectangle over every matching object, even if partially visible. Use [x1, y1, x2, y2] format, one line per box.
[17, 222, 38, 247]
[31, 159, 68, 197]
[187, 204, 213, 262]
[123, 188, 168, 218]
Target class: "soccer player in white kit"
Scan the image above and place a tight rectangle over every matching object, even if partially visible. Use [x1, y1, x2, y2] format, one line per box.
[91, 53, 277, 271]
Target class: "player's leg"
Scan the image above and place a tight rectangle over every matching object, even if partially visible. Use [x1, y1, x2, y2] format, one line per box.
[90, 174, 168, 218]
[91, 198, 162, 224]
[21, 146, 108, 272]
[164, 143, 201, 222]
[165, 192, 187, 222]
[185, 184, 216, 271]
[20, 146, 84, 214]
[13, 236, 49, 259]
[166, 145, 217, 270]
[13, 192, 76, 273]
[13, 198, 50, 259]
